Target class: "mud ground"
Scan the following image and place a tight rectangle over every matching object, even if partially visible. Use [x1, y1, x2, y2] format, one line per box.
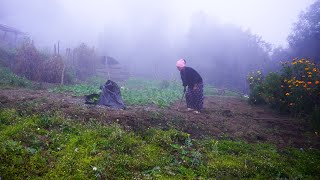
[0, 88, 319, 149]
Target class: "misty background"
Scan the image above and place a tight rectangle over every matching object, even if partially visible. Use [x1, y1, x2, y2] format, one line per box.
[0, 0, 318, 92]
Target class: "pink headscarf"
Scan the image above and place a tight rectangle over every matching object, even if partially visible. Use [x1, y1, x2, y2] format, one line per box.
[176, 59, 186, 68]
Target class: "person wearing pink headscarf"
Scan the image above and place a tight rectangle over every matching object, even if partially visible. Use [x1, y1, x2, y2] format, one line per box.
[176, 58, 203, 114]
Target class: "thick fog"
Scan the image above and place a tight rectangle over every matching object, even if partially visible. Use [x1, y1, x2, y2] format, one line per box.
[0, 0, 315, 90]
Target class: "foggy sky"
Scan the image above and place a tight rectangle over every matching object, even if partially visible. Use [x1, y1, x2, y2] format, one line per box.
[0, 0, 315, 48]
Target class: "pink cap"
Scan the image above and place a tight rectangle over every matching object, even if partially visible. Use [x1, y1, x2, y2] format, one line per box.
[176, 59, 186, 68]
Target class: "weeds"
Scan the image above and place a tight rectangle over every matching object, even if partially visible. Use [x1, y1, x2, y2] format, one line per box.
[0, 65, 32, 88]
[49, 78, 238, 108]
[1, 109, 319, 179]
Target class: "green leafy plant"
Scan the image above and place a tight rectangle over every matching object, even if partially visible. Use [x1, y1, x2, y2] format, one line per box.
[49, 84, 101, 96]
[1, 109, 320, 179]
[0, 65, 32, 88]
[50, 78, 239, 107]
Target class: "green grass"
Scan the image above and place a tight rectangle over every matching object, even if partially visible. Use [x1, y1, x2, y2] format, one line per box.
[50, 78, 183, 107]
[49, 78, 239, 107]
[121, 78, 182, 107]
[0, 65, 32, 88]
[49, 84, 101, 96]
[0, 109, 320, 179]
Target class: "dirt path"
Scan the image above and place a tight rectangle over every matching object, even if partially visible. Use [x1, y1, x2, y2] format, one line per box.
[0, 88, 319, 149]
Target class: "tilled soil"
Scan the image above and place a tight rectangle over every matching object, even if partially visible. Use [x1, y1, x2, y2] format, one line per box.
[0, 88, 319, 149]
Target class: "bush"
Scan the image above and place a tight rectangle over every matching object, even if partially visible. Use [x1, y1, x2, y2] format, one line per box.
[262, 72, 287, 111]
[73, 43, 98, 81]
[0, 46, 16, 67]
[247, 70, 265, 104]
[13, 39, 44, 81]
[311, 105, 320, 131]
[8, 39, 72, 84]
[41, 55, 67, 83]
[0, 65, 32, 88]
[280, 59, 320, 115]
[248, 58, 320, 117]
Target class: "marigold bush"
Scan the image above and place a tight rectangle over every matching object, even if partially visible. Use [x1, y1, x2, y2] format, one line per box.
[248, 58, 320, 127]
[280, 58, 320, 114]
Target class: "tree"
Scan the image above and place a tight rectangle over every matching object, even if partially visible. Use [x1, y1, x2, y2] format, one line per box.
[73, 43, 97, 80]
[183, 12, 271, 92]
[288, 0, 320, 62]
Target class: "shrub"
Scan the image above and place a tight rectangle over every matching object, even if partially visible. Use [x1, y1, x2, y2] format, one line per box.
[262, 72, 287, 111]
[13, 39, 44, 81]
[247, 70, 265, 104]
[248, 58, 320, 117]
[311, 105, 320, 131]
[73, 43, 98, 81]
[0, 65, 32, 88]
[41, 55, 65, 83]
[0, 46, 16, 67]
[280, 59, 320, 115]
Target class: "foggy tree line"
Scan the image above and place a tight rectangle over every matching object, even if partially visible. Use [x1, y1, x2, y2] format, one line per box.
[181, 12, 271, 92]
[99, 12, 271, 92]
[1, 0, 319, 93]
[272, 0, 320, 63]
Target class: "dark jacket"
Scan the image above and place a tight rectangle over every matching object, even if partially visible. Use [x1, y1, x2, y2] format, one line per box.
[180, 67, 203, 88]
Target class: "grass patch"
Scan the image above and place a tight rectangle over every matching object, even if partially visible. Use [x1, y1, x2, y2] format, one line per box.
[50, 78, 183, 107]
[49, 78, 239, 107]
[121, 78, 182, 107]
[0, 65, 33, 89]
[49, 84, 100, 96]
[0, 109, 319, 179]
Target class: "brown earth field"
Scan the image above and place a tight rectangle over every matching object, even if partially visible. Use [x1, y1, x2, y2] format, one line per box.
[0, 88, 319, 149]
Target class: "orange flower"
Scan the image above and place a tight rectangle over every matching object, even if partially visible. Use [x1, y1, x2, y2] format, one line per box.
[305, 67, 309, 71]
[303, 84, 307, 88]
[313, 68, 317, 72]
[307, 82, 312, 85]
[316, 81, 319, 85]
